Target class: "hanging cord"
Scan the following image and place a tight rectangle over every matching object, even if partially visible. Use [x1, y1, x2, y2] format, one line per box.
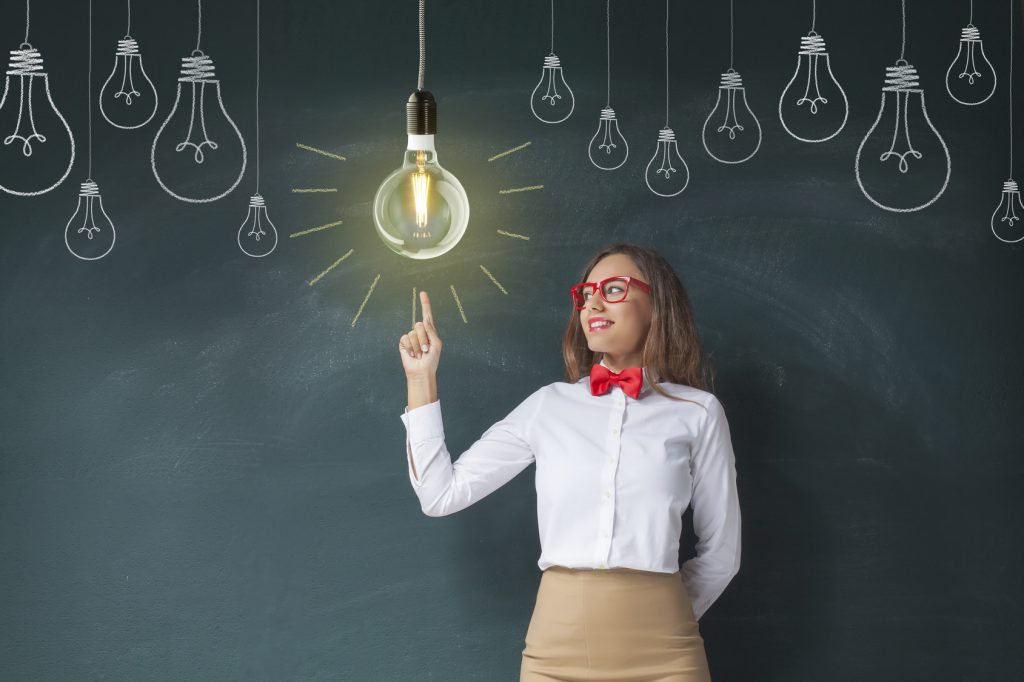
[417, 0, 425, 90]
[664, 0, 669, 127]
[810, 0, 816, 33]
[195, 0, 203, 53]
[550, 0, 554, 54]
[88, 0, 93, 178]
[126, 0, 131, 36]
[23, 0, 30, 45]
[605, 0, 610, 106]
[899, 0, 906, 61]
[256, 0, 261, 192]
[969, 0, 974, 26]
[729, 0, 734, 69]
[1010, 0, 1015, 175]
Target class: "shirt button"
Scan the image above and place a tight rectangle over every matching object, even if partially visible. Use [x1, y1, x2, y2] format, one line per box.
[611, 427, 619, 434]
[604, 490, 611, 498]
[597, 562, 606, 569]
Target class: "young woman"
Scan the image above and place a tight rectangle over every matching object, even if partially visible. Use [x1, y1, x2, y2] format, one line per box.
[398, 243, 741, 682]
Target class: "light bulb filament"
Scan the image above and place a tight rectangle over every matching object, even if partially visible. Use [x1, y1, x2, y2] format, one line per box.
[716, 88, 745, 140]
[174, 81, 219, 163]
[879, 90, 922, 174]
[796, 54, 829, 114]
[411, 151, 431, 236]
[3, 74, 47, 157]
[1003, 192, 1021, 226]
[599, 120, 617, 154]
[116, 56, 141, 104]
[656, 142, 676, 179]
[542, 66, 562, 105]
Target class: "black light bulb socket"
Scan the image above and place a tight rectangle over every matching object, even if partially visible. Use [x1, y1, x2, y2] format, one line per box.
[406, 90, 437, 135]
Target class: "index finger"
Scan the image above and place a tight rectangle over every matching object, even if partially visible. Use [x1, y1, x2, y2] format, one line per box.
[420, 290, 433, 325]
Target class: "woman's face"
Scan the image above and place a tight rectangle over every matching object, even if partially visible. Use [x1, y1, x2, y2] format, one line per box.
[578, 254, 653, 361]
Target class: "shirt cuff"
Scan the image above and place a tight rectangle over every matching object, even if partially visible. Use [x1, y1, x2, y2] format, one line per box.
[399, 399, 445, 443]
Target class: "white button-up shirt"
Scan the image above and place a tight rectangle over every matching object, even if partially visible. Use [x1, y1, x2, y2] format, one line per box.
[399, 360, 742, 621]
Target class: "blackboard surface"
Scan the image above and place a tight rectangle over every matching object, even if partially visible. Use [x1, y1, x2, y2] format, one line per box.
[1, 1, 1021, 680]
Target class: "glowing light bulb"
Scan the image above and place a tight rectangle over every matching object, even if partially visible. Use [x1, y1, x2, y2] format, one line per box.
[644, 127, 689, 197]
[0, 44, 75, 196]
[236, 193, 278, 257]
[855, 60, 951, 212]
[99, 36, 158, 129]
[64, 180, 116, 260]
[778, 32, 848, 143]
[990, 179, 1024, 243]
[373, 92, 469, 260]
[702, 70, 762, 164]
[530, 54, 575, 124]
[588, 106, 629, 170]
[151, 51, 247, 203]
[945, 25, 997, 106]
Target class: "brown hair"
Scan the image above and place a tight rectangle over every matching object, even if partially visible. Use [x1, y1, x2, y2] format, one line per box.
[561, 242, 715, 401]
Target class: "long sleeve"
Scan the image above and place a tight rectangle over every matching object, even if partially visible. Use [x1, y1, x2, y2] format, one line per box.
[680, 394, 742, 621]
[399, 388, 544, 517]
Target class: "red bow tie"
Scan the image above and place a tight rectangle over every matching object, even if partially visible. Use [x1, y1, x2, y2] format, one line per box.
[589, 364, 644, 399]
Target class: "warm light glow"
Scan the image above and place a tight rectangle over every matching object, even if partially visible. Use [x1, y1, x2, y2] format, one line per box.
[412, 151, 430, 234]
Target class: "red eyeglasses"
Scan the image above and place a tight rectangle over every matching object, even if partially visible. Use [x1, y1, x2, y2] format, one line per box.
[569, 276, 652, 310]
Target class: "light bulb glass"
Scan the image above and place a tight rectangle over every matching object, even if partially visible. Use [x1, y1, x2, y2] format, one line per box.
[65, 180, 116, 261]
[990, 179, 1024, 243]
[99, 36, 159, 129]
[373, 135, 470, 260]
[778, 32, 849, 143]
[855, 60, 951, 212]
[644, 127, 690, 197]
[702, 70, 762, 164]
[237, 193, 278, 257]
[530, 54, 575, 124]
[151, 51, 247, 203]
[945, 25, 997, 106]
[0, 45, 75, 196]
[588, 106, 629, 170]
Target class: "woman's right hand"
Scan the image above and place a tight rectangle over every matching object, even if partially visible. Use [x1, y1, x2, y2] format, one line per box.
[399, 290, 442, 378]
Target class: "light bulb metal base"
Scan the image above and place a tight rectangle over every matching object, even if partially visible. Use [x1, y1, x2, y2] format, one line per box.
[7, 46, 45, 75]
[179, 53, 216, 82]
[719, 71, 743, 89]
[884, 61, 920, 91]
[116, 38, 140, 56]
[960, 25, 981, 41]
[799, 33, 827, 54]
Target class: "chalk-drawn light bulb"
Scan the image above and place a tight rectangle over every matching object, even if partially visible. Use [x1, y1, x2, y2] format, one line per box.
[702, 70, 762, 164]
[855, 60, 951, 212]
[64, 180, 116, 260]
[945, 25, 997, 106]
[0, 44, 75, 196]
[373, 91, 469, 260]
[237, 193, 278, 257]
[99, 36, 159, 129]
[990, 179, 1024, 243]
[151, 50, 246, 203]
[644, 127, 689, 197]
[588, 107, 629, 170]
[530, 54, 575, 124]
[778, 32, 848, 143]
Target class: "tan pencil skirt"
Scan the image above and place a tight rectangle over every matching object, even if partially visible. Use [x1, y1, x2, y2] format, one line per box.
[520, 565, 712, 682]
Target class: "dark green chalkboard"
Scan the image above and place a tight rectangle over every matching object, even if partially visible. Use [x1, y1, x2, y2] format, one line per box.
[1, 0, 1021, 679]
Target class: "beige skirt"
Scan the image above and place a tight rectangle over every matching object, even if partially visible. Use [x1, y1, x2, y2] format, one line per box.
[520, 565, 712, 682]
